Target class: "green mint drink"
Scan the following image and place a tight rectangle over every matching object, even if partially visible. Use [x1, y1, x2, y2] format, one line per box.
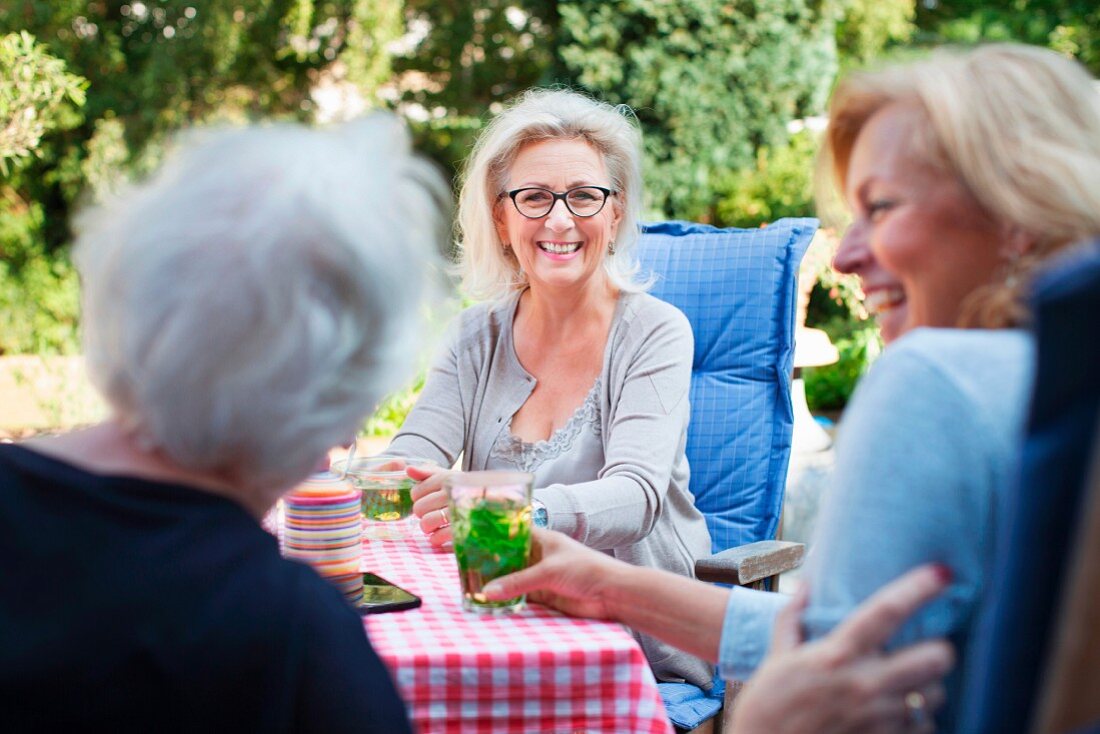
[357, 476, 415, 522]
[453, 498, 531, 609]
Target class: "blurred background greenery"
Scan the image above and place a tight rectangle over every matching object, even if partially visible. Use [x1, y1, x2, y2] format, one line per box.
[2, 0, 1097, 430]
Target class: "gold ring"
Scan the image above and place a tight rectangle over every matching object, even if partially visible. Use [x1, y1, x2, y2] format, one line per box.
[439, 506, 450, 527]
[904, 691, 927, 727]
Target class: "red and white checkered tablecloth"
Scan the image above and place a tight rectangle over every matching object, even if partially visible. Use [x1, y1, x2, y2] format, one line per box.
[360, 535, 673, 734]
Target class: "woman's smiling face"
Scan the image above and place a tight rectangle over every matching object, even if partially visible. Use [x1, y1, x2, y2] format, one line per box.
[833, 103, 1010, 344]
[494, 138, 621, 296]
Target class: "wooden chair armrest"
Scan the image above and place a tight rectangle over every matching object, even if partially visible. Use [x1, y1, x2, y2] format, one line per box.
[694, 540, 805, 586]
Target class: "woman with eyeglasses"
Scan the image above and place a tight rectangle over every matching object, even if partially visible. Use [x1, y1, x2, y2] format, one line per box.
[385, 88, 714, 686]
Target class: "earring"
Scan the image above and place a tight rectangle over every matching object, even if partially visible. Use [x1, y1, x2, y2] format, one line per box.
[608, 240, 616, 255]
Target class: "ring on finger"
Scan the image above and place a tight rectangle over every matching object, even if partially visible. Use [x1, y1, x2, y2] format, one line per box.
[438, 506, 450, 528]
[904, 691, 928, 727]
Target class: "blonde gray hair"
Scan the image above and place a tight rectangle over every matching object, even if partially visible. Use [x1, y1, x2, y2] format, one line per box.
[456, 88, 649, 301]
[74, 115, 448, 493]
[819, 43, 1100, 328]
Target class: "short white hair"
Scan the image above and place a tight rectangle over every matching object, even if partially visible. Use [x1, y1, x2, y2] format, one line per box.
[456, 88, 650, 301]
[74, 115, 448, 492]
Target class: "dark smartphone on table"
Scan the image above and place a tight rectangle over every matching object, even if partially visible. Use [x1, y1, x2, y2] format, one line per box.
[357, 572, 422, 615]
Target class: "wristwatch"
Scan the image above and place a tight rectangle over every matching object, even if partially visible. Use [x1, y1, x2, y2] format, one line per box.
[532, 499, 550, 529]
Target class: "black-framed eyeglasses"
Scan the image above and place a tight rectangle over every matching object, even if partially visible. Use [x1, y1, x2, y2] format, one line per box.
[499, 186, 614, 219]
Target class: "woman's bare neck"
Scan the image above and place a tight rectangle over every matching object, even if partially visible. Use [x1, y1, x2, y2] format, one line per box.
[517, 281, 619, 337]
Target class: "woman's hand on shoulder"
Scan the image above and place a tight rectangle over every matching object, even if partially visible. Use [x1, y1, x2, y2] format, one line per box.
[410, 465, 453, 547]
[732, 565, 955, 734]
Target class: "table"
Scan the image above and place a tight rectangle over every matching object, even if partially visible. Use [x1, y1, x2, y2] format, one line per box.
[360, 534, 673, 734]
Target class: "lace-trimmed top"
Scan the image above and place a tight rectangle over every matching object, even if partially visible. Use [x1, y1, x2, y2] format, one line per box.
[489, 377, 603, 473]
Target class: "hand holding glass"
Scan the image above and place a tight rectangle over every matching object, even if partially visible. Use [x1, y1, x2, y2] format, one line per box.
[333, 455, 436, 541]
[446, 471, 533, 614]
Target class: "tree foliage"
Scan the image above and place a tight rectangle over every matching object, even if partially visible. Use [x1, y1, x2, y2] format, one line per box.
[0, 31, 85, 354]
[392, 1, 842, 220]
[0, 31, 87, 172]
[836, 0, 915, 66]
[0, 0, 403, 249]
[391, 0, 558, 176]
[1, 1, 400, 150]
[0, 1, 401, 354]
[714, 128, 818, 228]
[915, 0, 1100, 74]
[558, 0, 840, 220]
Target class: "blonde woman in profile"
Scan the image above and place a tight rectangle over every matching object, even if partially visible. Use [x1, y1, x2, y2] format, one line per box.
[791, 44, 1100, 727]
[485, 43, 1100, 732]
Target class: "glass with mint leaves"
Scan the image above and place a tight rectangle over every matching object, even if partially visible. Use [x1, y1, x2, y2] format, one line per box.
[334, 455, 436, 541]
[446, 471, 533, 614]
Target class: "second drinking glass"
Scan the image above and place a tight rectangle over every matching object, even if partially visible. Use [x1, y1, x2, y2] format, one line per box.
[445, 471, 533, 614]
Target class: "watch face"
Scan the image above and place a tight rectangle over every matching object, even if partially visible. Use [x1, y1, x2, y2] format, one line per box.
[533, 504, 549, 528]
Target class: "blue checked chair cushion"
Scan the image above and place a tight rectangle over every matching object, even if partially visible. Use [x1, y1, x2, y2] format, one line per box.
[637, 218, 816, 553]
[636, 218, 816, 731]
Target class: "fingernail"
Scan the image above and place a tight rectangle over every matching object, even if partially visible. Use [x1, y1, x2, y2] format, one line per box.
[482, 582, 501, 597]
[932, 564, 953, 584]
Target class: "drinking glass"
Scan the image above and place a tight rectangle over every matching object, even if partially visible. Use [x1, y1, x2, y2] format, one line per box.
[445, 471, 533, 614]
[334, 455, 436, 541]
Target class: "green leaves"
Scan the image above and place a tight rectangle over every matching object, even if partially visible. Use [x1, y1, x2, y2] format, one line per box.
[0, 195, 81, 355]
[0, 3, 403, 355]
[0, 31, 87, 173]
[0, 32, 84, 355]
[392, 0, 560, 173]
[915, 0, 1100, 75]
[836, 0, 914, 67]
[714, 129, 818, 228]
[363, 370, 426, 436]
[357, 478, 415, 521]
[558, 0, 840, 220]
[453, 498, 532, 596]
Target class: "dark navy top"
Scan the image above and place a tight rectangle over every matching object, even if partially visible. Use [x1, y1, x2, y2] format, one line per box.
[0, 443, 411, 733]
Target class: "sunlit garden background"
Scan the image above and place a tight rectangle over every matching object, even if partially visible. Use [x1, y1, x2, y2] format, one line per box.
[2, 0, 1098, 436]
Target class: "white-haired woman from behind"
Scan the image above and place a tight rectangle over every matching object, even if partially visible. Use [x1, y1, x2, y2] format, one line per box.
[0, 116, 445, 731]
[386, 88, 714, 687]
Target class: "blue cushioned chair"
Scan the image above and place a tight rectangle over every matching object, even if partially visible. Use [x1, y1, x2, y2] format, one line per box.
[961, 239, 1100, 734]
[636, 218, 817, 732]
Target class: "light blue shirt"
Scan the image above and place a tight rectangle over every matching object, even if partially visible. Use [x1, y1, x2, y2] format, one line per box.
[719, 328, 1034, 730]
